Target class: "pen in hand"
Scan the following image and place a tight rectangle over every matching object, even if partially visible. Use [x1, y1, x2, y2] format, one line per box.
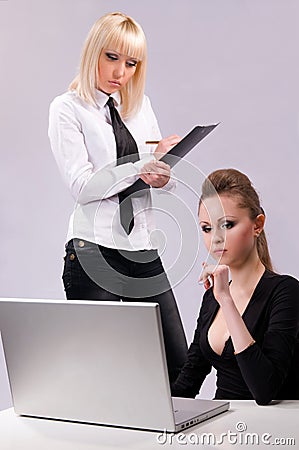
[145, 140, 159, 144]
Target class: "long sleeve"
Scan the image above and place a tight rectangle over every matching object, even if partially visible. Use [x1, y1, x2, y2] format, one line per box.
[48, 97, 154, 204]
[171, 307, 212, 398]
[235, 276, 299, 405]
[48, 90, 178, 249]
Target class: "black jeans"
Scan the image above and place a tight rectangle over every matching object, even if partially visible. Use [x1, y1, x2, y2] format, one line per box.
[62, 238, 187, 382]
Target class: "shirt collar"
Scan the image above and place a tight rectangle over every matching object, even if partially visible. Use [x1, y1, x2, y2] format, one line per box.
[95, 89, 121, 109]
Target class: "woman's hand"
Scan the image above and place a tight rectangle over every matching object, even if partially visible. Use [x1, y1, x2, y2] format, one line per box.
[140, 134, 181, 188]
[139, 160, 171, 188]
[199, 263, 233, 306]
[153, 134, 181, 160]
[139, 134, 180, 188]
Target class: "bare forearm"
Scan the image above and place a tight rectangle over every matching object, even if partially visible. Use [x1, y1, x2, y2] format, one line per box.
[221, 296, 255, 354]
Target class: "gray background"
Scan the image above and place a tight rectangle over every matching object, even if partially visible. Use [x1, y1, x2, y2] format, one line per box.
[1, 0, 299, 410]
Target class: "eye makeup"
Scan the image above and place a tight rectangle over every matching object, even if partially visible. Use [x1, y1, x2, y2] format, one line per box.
[104, 51, 138, 67]
[220, 220, 235, 230]
[200, 219, 236, 233]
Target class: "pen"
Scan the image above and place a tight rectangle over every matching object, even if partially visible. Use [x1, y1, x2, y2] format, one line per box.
[145, 140, 159, 144]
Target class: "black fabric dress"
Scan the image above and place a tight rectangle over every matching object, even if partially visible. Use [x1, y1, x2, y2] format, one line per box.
[171, 270, 299, 405]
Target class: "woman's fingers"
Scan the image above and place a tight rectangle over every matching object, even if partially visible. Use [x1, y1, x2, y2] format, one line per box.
[141, 160, 170, 175]
[198, 263, 214, 283]
[198, 263, 215, 291]
[154, 134, 181, 159]
[139, 160, 171, 188]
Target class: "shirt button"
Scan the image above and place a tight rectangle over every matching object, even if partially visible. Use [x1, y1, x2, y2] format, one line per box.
[69, 253, 76, 261]
[78, 240, 85, 248]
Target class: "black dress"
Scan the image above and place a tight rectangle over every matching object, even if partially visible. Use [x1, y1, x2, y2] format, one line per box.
[171, 270, 299, 405]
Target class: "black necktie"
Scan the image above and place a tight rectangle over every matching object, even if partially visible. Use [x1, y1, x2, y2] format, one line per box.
[106, 96, 141, 234]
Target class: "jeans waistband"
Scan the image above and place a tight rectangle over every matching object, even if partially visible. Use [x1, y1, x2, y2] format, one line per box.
[65, 239, 159, 260]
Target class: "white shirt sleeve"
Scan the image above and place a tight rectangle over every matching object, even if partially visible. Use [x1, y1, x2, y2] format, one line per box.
[48, 96, 155, 205]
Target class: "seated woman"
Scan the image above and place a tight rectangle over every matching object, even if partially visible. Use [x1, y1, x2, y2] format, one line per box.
[172, 168, 299, 405]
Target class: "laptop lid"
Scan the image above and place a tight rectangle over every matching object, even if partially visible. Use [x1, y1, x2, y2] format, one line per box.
[0, 299, 228, 432]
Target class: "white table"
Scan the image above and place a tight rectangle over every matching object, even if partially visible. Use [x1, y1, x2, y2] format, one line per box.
[0, 401, 298, 449]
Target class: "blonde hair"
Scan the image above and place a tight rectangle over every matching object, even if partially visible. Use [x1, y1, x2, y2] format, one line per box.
[69, 12, 147, 119]
[199, 168, 273, 272]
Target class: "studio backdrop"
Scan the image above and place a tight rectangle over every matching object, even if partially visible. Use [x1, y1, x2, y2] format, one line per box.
[1, 0, 299, 410]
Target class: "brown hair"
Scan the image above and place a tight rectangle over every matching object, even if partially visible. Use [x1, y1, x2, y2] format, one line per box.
[199, 168, 273, 271]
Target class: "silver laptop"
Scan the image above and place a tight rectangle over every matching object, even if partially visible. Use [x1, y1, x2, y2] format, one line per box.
[0, 298, 229, 432]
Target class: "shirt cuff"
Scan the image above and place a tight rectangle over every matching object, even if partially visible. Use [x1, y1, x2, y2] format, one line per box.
[160, 174, 177, 192]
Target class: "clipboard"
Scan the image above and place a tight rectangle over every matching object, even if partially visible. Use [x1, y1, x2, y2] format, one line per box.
[124, 123, 219, 197]
[159, 123, 219, 167]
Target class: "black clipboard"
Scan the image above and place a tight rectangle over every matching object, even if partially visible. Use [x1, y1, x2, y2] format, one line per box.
[159, 123, 219, 167]
[124, 123, 219, 197]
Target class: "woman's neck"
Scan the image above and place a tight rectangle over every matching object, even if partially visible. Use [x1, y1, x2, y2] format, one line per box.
[229, 252, 265, 294]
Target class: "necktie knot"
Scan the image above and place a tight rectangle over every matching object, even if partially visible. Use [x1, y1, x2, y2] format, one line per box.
[107, 97, 124, 133]
[106, 96, 115, 109]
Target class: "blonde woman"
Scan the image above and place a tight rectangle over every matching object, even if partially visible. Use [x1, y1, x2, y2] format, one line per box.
[172, 169, 299, 403]
[48, 12, 187, 382]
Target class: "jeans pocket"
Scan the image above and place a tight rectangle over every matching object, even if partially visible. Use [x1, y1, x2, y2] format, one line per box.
[62, 254, 72, 292]
[62, 249, 81, 293]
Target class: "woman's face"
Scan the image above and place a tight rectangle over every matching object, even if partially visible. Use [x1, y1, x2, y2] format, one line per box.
[199, 195, 263, 268]
[97, 49, 138, 94]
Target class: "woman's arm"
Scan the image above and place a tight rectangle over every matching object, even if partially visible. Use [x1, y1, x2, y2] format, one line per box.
[200, 265, 299, 405]
[48, 97, 155, 204]
[201, 265, 256, 354]
[235, 277, 299, 404]
[171, 301, 212, 398]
